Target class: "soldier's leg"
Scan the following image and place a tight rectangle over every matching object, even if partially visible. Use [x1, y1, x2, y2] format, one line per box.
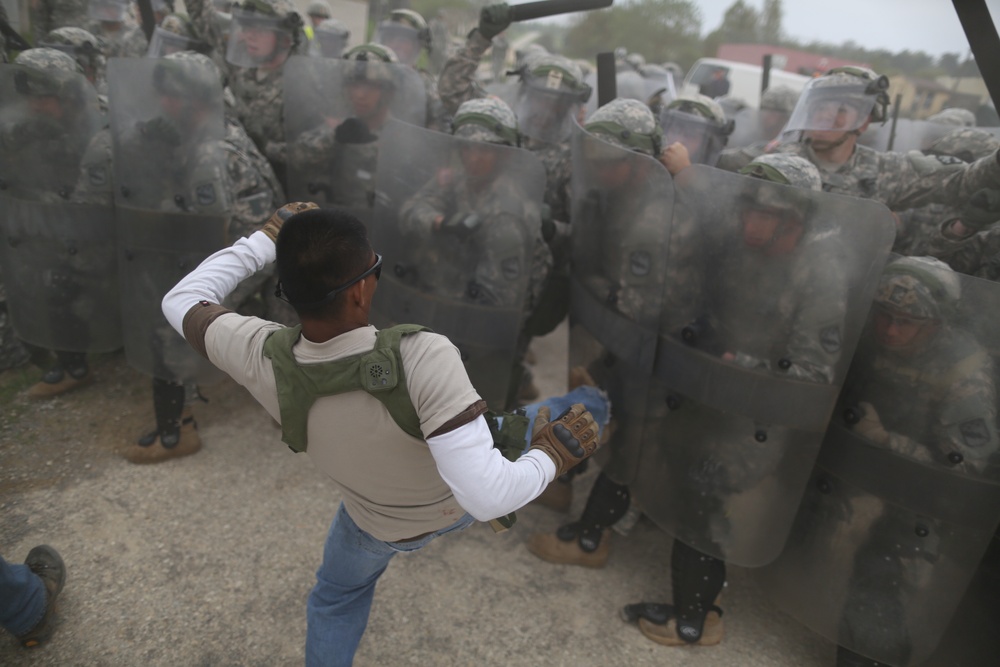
[124, 378, 200, 463]
[526, 472, 630, 568]
[623, 539, 726, 646]
[26, 349, 92, 398]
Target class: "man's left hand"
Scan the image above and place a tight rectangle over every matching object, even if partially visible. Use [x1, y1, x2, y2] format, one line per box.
[261, 202, 320, 242]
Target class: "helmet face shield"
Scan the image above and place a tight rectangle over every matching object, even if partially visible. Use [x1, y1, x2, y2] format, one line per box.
[515, 78, 581, 144]
[783, 82, 877, 135]
[147, 27, 203, 58]
[226, 8, 294, 67]
[374, 22, 421, 66]
[315, 32, 347, 59]
[659, 110, 728, 166]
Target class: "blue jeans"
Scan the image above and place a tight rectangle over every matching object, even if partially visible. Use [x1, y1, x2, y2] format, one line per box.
[305, 502, 475, 666]
[0, 555, 46, 637]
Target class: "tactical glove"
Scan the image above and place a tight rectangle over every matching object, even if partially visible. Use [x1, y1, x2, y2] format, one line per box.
[478, 3, 512, 40]
[1, 116, 63, 151]
[261, 201, 320, 242]
[529, 404, 601, 477]
[960, 188, 1000, 232]
[852, 401, 890, 446]
[334, 117, 377, 145]
[440, 211, 482, 238]
[139, 116, 182, 147]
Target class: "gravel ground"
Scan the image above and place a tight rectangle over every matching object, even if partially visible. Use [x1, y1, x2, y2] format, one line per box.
[0, 321, 967, 666]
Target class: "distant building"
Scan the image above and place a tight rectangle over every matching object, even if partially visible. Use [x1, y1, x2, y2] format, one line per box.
[716, 43, 867, 75]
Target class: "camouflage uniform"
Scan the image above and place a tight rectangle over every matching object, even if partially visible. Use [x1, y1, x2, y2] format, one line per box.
[832, 257, 997, 667]
[29, 0, 89, 38]
[372, 8, 446, 130]
[185, 0, 306, 183]
[39, 26, 108, 94]
[716, 85, 799, 172]
[927, 107, 977, 127]
[896, 129, 1000, 258]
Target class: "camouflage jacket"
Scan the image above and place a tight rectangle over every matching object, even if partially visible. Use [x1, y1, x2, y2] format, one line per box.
[775, 141, 1000, 212]
[29, 0, 89, 37]
[436, 28, 492, 118]
[928, 224, 1000, 281]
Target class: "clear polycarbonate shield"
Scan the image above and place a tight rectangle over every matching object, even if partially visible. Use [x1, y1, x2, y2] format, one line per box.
[858, 118, 964, 153]
[0, 64, 103, 199]
[758, 268, 1000, 665]
[107, 58, 227, 384]
[0, 64, 117, 353]
[226, 8, 295, 68]
[0, 199, 121, 352]
[312, 30, 347, 59]
[369, 119, 545, 409]
[727, 106, 789, 150]
[88, 0, 128, 22]
[568, 123, 674, 485]
[373, 22, 422, 67]
[640, 64, 677, 109]
[783, 79, 878, 135]
[631, 165, 896, 567]
[515, 75, 584, 144]
[658, 109, 729, 166]
[483, 81, 520, 111]
[284, 55, 427, 207]
[146, 26, 205, 58]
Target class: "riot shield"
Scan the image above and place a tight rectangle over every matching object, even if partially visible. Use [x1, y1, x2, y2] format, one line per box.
[858, 118, 961, 153]
[284, 55, 428, 208]
[0, 64, 119, 353]
[727, 106, 789, 150]
[568, 123, 674, 485]
[758, 268, 1000, 666]
[514, 74, 584, 144]
[659, 108, 730, 166]
[632, 165, 896, 567]
[107, 58, 228, 384]
[369, 119, 545, 410]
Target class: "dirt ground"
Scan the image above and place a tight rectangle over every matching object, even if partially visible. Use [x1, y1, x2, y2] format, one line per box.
[0, 323, 853, 666]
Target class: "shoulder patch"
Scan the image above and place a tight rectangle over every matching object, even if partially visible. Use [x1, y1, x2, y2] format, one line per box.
[820, 325, 842, 353]
[629, 250, 651, 277]
[195, 182, 217, 207]
[501, 256, 521, 281]
[935, 154, 965, 166]
[87, 165, 108, 187]
[959, 418, 991, 449]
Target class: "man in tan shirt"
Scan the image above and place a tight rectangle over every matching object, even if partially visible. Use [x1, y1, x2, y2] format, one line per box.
[161, 203, 604, 666]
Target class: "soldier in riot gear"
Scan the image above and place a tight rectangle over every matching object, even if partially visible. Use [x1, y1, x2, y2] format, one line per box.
[717, 85, 800, 172]
[184, 0, 306, 188]
[86, 0, 148, 58]
[39, 26, 108, 94]
[312, 18, 349, 59]
[102, 51, 282, 463]
[373, 8, 446, 130]
[658, 93, 734, 172]
[285, 43, 420, 212]
[0, 48, 109, 398]
[386, 97, 552, 408]
[146, 13, 211, 58]
[772, 66, 1000, 212]
[760, 256, 1000, 667]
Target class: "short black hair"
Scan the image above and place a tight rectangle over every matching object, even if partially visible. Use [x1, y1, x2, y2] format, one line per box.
[275, 207, 372, 318]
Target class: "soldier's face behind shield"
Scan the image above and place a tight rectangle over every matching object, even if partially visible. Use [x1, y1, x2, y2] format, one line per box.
[740, 205, 804, 255]
[590, 155, 635, 190]
[873, 306, 941, 352]
[158, 92, 210, 131]
[805, 99, 866, 146]
[28, 94, 65, 120]
[239, 25, 280, 62]
[348, 81, 390, 120]
[458, 143, 503, 185]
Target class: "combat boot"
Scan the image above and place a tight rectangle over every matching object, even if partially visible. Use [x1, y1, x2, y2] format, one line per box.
[26, 367, 92, 398]
[526, 528, 610, 568]
[630, 598, 725, 647]
[18, 545, 67, 648]
[123, 409, 201, 464]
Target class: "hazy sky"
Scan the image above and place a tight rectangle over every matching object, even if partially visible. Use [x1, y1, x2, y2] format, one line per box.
[544, 0, 1000, 58]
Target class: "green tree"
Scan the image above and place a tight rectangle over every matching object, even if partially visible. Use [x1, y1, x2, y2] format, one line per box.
[759, 0, 782, 44]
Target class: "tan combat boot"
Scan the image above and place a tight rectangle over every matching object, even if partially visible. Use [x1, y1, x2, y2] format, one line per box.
[526, 529, 611, 568]
[26, 368, 93, 398]
[637, 598, 724, 647]
[123, 409, 202, 464]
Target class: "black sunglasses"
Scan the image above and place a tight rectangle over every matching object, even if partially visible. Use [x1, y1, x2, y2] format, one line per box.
[275, 253, 382, 307]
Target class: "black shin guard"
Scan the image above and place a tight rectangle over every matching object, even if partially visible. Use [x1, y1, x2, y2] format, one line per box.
[153, 378, 186, 437]
[671, 540, 725, 643]
[557, 473, 630, 552]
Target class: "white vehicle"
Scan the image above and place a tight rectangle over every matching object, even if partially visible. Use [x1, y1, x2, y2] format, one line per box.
[681, 57, 811, 108]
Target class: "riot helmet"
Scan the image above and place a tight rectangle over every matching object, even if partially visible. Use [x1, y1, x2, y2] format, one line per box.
[659, 93, 734, 166]
[374, 8, 430, 67]
[783, 66, 890, 142]
[737, 154, 822, 254]
[39, 27, 106, 87]
[515, 54, 592, 144]
[226, 0, 303, 68]
[927, 107, 977, 127]
[12, 48, 89, 116]
[147, 14, 209, 57]
[306, 0, 332, 26]
[152, 51, 224, 130]
[582, 98, 663, 190]
[451, 98, 519, 186]
[342, 43, 399, 123]
[314, 18, 349, 59]
[872, 256, 960, 352]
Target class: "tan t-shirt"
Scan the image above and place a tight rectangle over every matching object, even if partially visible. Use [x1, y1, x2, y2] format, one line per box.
[205, 315, 482, 541]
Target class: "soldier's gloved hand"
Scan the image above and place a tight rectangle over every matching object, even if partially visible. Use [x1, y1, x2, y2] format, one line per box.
[478, 3, 512, 40]
[529, 403, 601, 477]
[261, 201, 320, 242]
[1, 117, 62, 150]
[440, 212, 482, 238]
[139, 116, 182, 147]
[334, 118, 377, 145]
[852, 401, 890, 446]
[959, 188, 1000, 232]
